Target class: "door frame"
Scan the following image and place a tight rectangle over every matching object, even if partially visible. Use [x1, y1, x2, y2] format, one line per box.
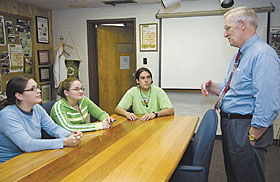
[87, 18, 136, 105]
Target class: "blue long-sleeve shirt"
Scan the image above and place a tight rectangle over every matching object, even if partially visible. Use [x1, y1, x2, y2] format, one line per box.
[0, 104, 71, 163]
[218, 34, 280, 128]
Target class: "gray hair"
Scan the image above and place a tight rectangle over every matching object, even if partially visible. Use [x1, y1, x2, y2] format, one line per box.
[224, 7, 258, 29]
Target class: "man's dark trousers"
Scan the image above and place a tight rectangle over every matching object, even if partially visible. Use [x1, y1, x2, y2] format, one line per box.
[220, 114, 273, 182]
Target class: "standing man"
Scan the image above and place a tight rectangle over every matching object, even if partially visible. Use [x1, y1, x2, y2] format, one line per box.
[201, 7, 280, 182]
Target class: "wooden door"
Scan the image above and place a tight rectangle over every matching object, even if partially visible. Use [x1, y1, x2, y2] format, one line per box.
[97, 24, 135, 114]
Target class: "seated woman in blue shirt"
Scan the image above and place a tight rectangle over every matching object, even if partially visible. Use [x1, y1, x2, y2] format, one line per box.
[0, 76, 82, 164]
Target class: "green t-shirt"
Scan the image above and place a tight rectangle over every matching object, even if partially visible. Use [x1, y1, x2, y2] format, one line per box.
[118, 85, 173, 114]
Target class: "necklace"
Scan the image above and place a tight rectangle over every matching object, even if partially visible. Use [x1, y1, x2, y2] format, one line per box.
[139, 87, 151, 108]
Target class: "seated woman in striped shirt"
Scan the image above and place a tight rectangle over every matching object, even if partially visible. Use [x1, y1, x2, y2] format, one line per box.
[51, 77, 114, 132]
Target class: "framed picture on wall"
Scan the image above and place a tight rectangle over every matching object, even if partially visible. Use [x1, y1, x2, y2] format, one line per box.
[139, 23, 158, 52]
[41, 84, 51, 103]
[39, 67, 51, 82]
[0, 15, 6, 46]
[36, 16, 49, 44]
[38, 50, 50, 65]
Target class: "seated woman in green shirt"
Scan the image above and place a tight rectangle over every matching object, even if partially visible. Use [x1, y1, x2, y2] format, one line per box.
[51, 77, 114, 132]
[115, 67, 174, 121]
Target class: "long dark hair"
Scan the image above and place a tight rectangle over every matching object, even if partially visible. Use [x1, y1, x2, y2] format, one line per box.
[57, 77, 80, 99]
[0, 76, 31, 110]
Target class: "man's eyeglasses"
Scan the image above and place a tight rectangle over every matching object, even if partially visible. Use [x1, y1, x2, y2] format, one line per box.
[24, 86, 41, 92]
[70, 87, 85, 92]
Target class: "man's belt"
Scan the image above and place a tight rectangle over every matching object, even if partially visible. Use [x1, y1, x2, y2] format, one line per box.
[221, 111, 253, 119]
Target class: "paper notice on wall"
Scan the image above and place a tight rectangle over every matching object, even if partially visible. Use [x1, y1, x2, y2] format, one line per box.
[8, 44, 24, 72]
[19, 32, 32, 57]
[120, 56, 130, 70]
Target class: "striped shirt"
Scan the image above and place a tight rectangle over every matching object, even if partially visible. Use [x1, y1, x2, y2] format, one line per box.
[50, 96, 109, 132]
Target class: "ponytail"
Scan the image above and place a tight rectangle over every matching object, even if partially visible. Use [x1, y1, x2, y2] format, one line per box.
[0, 97, 8, 110]
[0, 76, 30, 110]
[57, 77, 80, 99]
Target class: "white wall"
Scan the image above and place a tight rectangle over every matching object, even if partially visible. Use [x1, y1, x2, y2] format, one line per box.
[52, 0, 280, 96]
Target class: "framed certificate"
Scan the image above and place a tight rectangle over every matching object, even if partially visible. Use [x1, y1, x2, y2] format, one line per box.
[139, 23, 158, 52]
[38, 50, 50, 65]
[39, 67, 51, 82]
[41, 84, 51, 103]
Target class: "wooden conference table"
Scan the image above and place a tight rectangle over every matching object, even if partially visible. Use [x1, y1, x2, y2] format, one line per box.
[0, 114, 199, 182]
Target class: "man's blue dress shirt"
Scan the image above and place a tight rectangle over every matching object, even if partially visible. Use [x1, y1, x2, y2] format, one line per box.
[218, 34, 280, 128]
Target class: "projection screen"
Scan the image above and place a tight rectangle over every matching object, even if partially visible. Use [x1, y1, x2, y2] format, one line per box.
[160, 13, 268, 89]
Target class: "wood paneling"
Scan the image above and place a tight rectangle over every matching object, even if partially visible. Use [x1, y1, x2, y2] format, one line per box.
[0, 0, 54, 98]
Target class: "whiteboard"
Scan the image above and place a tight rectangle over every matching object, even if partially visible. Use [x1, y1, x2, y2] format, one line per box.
[160, 13, 268, 89]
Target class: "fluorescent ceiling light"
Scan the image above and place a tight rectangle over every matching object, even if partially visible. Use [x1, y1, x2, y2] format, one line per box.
[101, 23, 125, 27]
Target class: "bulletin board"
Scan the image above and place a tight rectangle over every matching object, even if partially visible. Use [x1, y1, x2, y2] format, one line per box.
[0, 12, 33, 93]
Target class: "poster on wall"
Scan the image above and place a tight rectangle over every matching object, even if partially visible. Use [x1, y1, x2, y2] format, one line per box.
[8, 44, 24, 72]
[0, 15, 6, 46]
[19, 32, 32, 57]
[0, 50, 9, 74]
[36, 16, 49, 44]
[16, 19, 30, 33]
[6, 20, 15, 35]
[8, 35, 16, 43]
[0, 51, 9, 67]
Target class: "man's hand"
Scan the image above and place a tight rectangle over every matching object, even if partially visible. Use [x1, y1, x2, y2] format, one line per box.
[140, 113, 156, 121]
[201, 80, 220, 97]
[201, 80, 212, 97]
[126, 112, 138, 121]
